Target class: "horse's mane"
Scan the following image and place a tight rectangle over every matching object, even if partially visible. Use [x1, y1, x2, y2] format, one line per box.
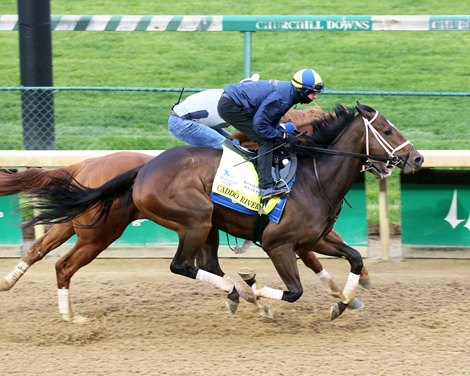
[304, 104, 356, 148]
[231, 106, 330, 148]
[231, 104, 357, 150]
[283, 106, 327, 128]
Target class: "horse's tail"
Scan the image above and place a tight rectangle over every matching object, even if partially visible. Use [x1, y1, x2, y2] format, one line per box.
[0, 166, 80, 196]
[26, 165, 144, 228]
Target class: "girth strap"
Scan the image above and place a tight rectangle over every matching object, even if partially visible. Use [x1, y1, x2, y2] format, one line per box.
[253, 213, 269, 245]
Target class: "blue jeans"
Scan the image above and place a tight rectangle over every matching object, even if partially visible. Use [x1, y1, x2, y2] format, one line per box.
[168, 114, 230, 149]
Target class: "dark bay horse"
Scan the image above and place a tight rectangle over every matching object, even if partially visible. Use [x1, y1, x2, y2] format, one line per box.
[0, 108, 367, 322]
[26, 103, 423, 319]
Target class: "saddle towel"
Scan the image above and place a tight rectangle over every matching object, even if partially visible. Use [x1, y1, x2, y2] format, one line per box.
[210, 144, 294, 223]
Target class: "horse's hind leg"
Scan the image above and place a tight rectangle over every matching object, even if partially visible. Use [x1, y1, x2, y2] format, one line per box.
[296, 249, 364, 310]
[296, 249, 343, 299]
[169, 224, 256, 304]
[194, 227, 223, 277]
[55, 221, 129, 323]
[0, 224, 74, 291]
[194, 228, 245, 314]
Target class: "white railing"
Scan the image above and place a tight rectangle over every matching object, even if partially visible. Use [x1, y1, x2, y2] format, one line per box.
[1, 150, 469, 259]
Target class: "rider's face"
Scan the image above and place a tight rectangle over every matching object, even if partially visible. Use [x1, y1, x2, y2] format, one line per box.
[308, 92, 318, 100]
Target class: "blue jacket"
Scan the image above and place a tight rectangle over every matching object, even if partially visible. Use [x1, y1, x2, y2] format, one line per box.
[223, 80, 302, 140]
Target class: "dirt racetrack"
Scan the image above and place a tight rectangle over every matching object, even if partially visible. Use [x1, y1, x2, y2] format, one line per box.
[1, 248, 470, 376]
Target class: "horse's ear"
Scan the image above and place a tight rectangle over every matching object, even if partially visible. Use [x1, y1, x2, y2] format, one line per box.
[355, 101, 364, 115]
[355, 102, 375, 117]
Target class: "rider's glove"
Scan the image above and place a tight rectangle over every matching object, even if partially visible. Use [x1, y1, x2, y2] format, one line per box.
[281, 121, 297, 134]
[282, 132, 297, 149]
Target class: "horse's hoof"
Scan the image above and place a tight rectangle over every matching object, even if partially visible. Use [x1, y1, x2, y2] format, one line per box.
[330, 304, 340, 320]
[257, 302, 273, 319]
[71, 315, 89, 324]
[231, 277, 257, 304]
[359, 278, 371, 289]
[238, 268, 255, 281]
[330, 301, 348, 321]
[225, 299, 239, 314]
[347, 298, 365, 310]
[0, 279, 12, 291]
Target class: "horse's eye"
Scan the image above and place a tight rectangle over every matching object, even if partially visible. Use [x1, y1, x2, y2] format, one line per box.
[384, 128, 393, 136]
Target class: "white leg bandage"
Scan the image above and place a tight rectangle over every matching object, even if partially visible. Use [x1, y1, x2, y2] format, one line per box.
[342, 272, 360, 303]
[3, 261, 29, 285]
[316, 269, 329, 280]
[252, 282, 283, 300]
[317, 269, 343, 299]
[57, 288, 73, 320]
[196, 269, 234, 292]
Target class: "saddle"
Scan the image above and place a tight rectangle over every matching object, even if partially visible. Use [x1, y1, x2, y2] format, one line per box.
[212, 141, 298, 244]
[223, 140, 297, 187]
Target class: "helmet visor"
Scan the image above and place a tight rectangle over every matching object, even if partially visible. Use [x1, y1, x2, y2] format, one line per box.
[311, 82, 325, 93]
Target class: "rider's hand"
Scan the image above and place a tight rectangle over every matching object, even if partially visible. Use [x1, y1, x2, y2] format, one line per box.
[282, 132, 297, 148]
[282, 121, 297, 134]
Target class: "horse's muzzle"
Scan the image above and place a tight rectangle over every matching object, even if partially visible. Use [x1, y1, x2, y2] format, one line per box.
[402, 149, 424, 174]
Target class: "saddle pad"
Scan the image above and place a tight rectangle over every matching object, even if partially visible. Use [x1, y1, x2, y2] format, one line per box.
[210, 145, 294, 224]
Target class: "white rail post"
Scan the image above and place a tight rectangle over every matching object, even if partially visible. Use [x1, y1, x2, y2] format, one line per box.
[379, 179, 390, 260]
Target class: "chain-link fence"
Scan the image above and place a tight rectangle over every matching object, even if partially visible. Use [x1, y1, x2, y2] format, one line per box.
[1, 87, 201, 150]
[0, 87, 468, 150]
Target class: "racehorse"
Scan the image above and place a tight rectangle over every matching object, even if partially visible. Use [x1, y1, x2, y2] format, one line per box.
[0, 107, 368, 322]
[25, 103, 423, 319]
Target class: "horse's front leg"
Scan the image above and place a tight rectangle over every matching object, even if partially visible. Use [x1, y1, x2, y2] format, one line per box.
[254, 245, 303, 303]
[324, 230, 371, 289]
[316, 232, 364, 320]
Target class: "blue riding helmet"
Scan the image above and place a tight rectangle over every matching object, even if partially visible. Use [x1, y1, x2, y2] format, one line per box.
[291, 69, 325, 103]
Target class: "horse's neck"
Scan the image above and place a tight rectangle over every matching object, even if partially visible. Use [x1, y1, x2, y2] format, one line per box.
[314, 117, 365, 201]
[284, 108, 323, 131]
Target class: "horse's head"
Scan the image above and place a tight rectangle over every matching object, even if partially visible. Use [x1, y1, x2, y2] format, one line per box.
[355, 102, 424, 178]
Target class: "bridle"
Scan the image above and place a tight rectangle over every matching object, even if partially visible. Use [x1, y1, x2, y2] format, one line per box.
[360, 112, 412, 173]
[295, 110, 414, 213]
[295, 111, 413, 170]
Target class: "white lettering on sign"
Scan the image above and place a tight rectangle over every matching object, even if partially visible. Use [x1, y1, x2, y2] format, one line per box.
[430, 20, 470, 31]
[326, 20, 370, 30]
[254, 19, 370, 31]
[255, 20, 324, 30]
[0, 212, 4, 218]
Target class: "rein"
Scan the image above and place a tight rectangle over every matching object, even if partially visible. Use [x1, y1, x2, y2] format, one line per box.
[313, 157, 336, 213]
[297, 143, 390, 161]
[296, 112, 409, 167]
[303, 111, 413, 216]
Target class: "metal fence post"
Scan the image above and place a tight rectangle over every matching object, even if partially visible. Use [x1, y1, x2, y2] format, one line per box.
[17, 0, 55, 150]
[243, 31, 252, 78]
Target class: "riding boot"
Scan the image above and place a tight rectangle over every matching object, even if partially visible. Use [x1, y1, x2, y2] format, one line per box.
[258, 140, 289, 200]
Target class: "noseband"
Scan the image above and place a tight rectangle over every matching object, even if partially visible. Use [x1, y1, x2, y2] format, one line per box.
[361, 112, 412, 173]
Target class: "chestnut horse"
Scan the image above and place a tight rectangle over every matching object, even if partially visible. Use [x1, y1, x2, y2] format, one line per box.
[26, 103, 423, 319]
[0, 108, 367, 322]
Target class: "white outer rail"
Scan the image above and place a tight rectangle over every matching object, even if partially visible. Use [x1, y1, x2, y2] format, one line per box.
[0, 149, 467, 169]
[0, 149, 469, 259]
